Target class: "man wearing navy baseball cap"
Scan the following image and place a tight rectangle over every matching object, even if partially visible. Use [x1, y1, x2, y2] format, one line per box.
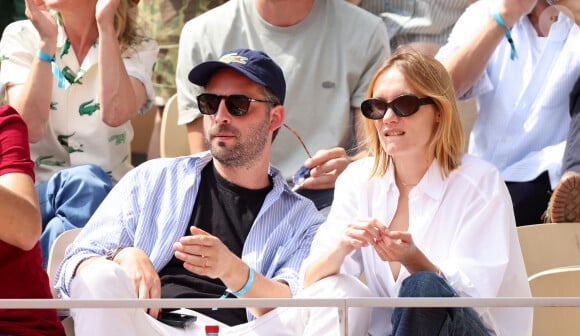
[189, 48, 286, 105]
[55, 49, 375, 334]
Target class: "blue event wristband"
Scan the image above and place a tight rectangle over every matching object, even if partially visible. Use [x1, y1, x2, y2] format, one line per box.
[213, 266, 255, 311]
[36, 50, 55, 63]
[36, 50, 69, 89]
[492, 12, 518, 60]
[227, 267, 255, 297]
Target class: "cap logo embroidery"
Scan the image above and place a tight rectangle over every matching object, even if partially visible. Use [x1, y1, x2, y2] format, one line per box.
[219, 53, 248, 65]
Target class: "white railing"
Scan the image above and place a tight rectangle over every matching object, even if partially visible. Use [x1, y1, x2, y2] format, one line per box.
[2, 297, 580, 335]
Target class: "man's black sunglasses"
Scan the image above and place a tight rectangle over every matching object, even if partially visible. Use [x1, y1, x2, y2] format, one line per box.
[197, 93, 277, 116]
[361, 94, 435, 119]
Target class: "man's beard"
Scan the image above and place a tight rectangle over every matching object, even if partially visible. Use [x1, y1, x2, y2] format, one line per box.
[206, 119, 270, 168]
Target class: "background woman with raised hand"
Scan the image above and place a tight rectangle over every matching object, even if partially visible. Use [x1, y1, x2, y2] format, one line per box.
[0, 0, 158, 268]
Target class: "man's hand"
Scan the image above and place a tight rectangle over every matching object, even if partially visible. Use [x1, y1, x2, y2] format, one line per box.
[76, 247, 162, 318]
[113, 247, 162, 318]
[173, 227, 238, 280]
[295, 147, 352, 190]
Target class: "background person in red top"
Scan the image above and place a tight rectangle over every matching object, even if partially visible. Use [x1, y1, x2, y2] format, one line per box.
[0, 104, 64, 335]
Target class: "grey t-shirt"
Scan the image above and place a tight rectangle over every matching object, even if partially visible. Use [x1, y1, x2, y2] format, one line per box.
[359, 0, 472, 50]
[176, 0, 389, 179]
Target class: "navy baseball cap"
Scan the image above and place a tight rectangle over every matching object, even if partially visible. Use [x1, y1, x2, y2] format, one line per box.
[188, 48, 286, 104]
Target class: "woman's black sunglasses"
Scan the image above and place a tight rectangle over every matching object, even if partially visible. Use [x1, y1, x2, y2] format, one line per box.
[197, 93, 277, 116]
[361, 94, 435, 119]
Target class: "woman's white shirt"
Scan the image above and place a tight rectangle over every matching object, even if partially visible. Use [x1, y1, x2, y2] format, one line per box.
[305, 155, 532, 336]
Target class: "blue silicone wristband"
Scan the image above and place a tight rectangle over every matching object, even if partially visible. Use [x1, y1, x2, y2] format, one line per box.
[36, 50, 69, 89]
[36, 50, 55, 63]
[228, 267, 255, 297]
[213, 266, 255, 311]
[492, 12, 517, 60]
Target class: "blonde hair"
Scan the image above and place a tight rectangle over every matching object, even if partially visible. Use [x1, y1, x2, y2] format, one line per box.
[114, 0, 141, 54]
[363, 47, 464, 178]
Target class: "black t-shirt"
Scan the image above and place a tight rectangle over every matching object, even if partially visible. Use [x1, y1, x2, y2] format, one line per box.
[159, 162, 272, 326]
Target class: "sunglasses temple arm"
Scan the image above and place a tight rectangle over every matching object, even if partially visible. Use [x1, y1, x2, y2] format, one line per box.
[282, 124, 313, 158]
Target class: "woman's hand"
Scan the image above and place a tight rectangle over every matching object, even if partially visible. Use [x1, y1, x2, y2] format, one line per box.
[374, 230, 418, 264]
[95, 0, 120, 27]
[339, 218, 384, 255]
[373, 230, 441, 276]
[374, 230, 435, 275]
[304, 218, 384, 287]
[24, 0, 57, 47]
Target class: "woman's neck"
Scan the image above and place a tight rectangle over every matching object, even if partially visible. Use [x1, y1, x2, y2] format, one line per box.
[392, 155, 434, 189]
[60, 11, 99, 64]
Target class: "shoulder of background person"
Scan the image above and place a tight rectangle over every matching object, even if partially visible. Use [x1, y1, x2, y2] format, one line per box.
[180, 0, 238, 35]
[331, 0, 385, 28]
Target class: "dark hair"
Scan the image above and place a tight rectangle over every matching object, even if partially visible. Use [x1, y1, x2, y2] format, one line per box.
[262, 87, 282, 142]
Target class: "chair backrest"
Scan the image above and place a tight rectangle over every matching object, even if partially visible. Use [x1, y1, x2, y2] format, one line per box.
[528, 267, 580, 336]
[130, 104, 157, 158]
[457, 98, 476, 151]
[160, 94, 190, 158]
[46, 228, 82, 298]
[517, 222, 580, 277]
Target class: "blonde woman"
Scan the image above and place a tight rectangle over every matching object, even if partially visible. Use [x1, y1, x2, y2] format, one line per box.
[0, 0, 158, 268]
[303, 49, 532, 335]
